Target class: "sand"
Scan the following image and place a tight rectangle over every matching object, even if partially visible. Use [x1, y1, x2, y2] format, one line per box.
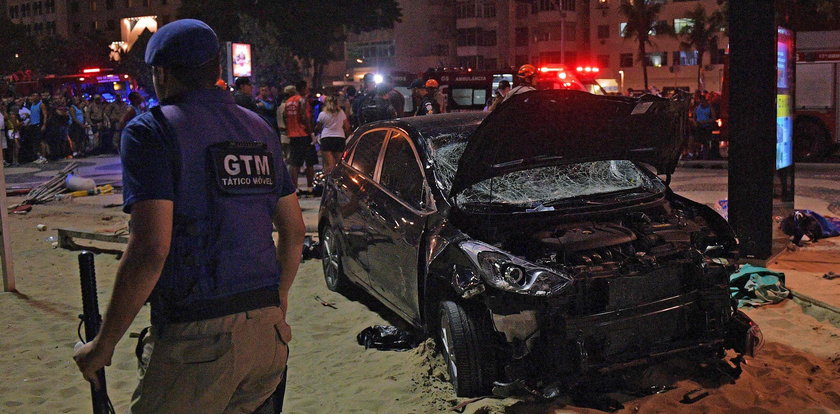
[0, 193, 838, 414]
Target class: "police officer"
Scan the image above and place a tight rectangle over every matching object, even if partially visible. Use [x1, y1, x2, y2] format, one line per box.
[501, 64, 538, 104]
[350, 73, 377, 128]
[73, 19, 305, 413]
[233, 76, 259, 112]
[407, 79, 424, 115]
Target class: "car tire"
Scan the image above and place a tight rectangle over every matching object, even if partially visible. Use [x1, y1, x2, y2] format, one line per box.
[438, 300, 496, 397]
[321, 226, 350, 293]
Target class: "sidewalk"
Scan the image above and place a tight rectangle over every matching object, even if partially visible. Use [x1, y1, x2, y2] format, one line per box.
[767, 237, 840, 323]
[678, 159, 840, 170]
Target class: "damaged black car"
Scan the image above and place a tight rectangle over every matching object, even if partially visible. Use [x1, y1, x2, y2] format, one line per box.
[318, 90, 763, 397]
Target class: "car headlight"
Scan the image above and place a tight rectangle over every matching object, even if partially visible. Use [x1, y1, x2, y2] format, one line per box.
[460, 241, 574, 296]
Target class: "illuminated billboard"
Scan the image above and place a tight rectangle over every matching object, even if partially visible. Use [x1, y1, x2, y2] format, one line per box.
[776, 27, 794, 170]
[121, 16, 158, 52]
[231, 43, 252, 78]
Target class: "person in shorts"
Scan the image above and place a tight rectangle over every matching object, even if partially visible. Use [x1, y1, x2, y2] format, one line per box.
[283, 80, 317, 192]
[73, 19, 304, 413]
[315, 95, 351, 174]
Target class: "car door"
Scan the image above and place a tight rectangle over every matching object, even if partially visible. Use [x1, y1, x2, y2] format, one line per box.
[336, 128, 389, 285]
[366, 129, 432, 324]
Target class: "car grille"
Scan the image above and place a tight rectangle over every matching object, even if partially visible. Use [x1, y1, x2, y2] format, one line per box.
[605, 266, 683, 310]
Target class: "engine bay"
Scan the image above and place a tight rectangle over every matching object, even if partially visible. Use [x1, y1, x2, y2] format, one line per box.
[474, 199, 734, 275]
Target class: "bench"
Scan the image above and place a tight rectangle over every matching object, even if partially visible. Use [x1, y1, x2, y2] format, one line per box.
[57, 228, 128, 258]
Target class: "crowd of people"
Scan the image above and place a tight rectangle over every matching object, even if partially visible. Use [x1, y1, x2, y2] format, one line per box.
[228, 71, 453, 193]
[0, 90, 146, 166]
[2, 65, 725, 177]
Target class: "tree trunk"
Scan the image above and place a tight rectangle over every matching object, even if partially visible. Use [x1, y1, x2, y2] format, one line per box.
[312, 61, 325, 92]
[697, 49, 706, 91]
[639, 40, 649, 91]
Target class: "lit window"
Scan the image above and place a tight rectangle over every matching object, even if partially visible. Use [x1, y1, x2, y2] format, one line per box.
[645, 52, 668, 67]
[674, 18, 693, 33]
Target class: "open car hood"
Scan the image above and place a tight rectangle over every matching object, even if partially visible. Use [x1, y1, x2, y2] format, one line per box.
[449, 90, 690, 197]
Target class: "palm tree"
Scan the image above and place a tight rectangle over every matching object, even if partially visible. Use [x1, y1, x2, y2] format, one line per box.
[679, 4, 725, 90]
[619, 0, 674, 91]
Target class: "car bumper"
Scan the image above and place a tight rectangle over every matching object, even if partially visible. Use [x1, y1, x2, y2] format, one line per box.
[486, 288, 759, 382]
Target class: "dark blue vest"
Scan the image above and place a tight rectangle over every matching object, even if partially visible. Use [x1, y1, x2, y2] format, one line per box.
[151, 90, 284, 325]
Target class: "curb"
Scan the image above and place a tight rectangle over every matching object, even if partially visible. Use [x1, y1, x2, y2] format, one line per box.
[677, 161, 840, 171]
[788, 289, 840, 321]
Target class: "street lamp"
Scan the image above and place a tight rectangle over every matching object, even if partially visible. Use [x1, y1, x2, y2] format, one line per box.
[618, 70, 625, 94]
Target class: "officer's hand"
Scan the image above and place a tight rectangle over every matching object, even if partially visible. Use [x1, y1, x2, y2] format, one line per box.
[73, 336, 114, 391]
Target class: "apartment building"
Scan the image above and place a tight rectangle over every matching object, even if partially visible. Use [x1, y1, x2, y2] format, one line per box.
[449, 0, 726, 92]
[590, 0, 728, 92]
[323, 0, 458, 85]
[6, 0, 68, 38]
[7, 0, 180, 53]
[454, 0, 587, 71]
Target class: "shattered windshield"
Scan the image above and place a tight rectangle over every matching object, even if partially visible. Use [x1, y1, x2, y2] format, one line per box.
[430, 140, 665, 207]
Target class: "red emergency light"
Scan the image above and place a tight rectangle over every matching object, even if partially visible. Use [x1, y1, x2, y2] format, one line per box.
[82, 68, 101, 74]
[575, 66, 600, 73]
[539, 66, 565, 72]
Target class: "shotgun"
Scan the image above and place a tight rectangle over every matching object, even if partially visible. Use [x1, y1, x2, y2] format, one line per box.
[77, 251, 113, 414]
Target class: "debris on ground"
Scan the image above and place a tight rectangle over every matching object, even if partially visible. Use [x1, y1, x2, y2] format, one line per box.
[14, 163, 79, 207]
[680, 388, 709, 404]
[781, 209, 840, 245]
[730, 264, 790, 307]
[313, 295, 337, 309]
[301, 235, 321, 260]
[357, 325, 418, 351]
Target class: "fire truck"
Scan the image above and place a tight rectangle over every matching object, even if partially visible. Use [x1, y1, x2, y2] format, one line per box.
[794, 31, 840, 160]
[534, 64, 588, 93]
[718, 31, 840, 161]
[571, 65, 609, 95]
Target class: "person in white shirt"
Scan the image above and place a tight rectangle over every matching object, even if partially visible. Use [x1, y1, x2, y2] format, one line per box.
[315, 95, 351, 174]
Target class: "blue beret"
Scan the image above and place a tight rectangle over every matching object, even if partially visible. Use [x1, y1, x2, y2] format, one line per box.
[145, 19, 219, 67]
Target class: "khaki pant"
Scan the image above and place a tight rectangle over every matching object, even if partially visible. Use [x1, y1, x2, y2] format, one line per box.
[130, 306, 291, 414]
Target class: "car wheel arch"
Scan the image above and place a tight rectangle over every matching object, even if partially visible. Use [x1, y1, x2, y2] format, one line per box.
[421, 243, 482, 333]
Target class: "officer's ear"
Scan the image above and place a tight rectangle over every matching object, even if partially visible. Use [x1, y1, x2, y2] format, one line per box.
[152, 66, 167, 99]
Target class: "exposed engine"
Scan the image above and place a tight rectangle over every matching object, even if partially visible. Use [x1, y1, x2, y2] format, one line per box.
[498, 208, 734, 316]
[475, 204, 741, 384]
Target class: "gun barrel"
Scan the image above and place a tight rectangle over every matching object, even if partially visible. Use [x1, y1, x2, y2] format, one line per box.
[78, 251, 111, 414]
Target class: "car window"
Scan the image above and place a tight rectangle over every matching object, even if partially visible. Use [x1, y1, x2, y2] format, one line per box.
[350, 129, 388, 177]
[379, 133, 424, 209]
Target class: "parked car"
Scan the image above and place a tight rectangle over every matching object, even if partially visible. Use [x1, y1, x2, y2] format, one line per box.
[318, 90, 763, 397]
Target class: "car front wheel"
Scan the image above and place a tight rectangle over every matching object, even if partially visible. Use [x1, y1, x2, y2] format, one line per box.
[321, 226, 350, 293]
[438, 300, 497, 397]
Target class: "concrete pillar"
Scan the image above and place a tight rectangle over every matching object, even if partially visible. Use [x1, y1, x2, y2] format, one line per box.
[727, 0, 795, 260]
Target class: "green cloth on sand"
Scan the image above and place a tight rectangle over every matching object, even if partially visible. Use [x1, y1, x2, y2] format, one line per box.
[729, 264, 790, 307]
